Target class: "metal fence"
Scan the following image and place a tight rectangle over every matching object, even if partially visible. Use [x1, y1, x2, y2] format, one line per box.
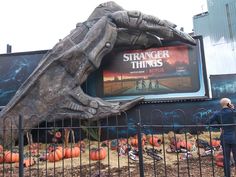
[0, 109, 231, 177]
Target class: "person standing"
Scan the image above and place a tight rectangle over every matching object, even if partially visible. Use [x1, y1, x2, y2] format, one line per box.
[209, 98, 236, 177]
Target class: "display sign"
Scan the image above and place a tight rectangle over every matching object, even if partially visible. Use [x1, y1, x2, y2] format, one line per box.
[210, 74, 236, 99]
[0, 51, 47, 106]
[103, 45, 195, 96]
[94, 36, 209, 101]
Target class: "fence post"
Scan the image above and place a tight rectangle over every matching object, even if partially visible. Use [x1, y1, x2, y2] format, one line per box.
[19, 114, 24, 177]
[136, 122, 144, 177]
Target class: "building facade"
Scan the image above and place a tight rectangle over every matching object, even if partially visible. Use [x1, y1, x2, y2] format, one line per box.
[193, 0, 236, 76]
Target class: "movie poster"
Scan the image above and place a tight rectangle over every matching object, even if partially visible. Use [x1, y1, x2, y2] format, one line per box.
[103, 45, 199, 97]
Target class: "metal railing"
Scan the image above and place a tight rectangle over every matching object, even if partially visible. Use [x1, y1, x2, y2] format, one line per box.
[0, 109, 231, 177]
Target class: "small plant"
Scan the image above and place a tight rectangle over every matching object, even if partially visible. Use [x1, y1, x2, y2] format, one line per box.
[48, 128, 62, 143]
[81, 120, 101, 142]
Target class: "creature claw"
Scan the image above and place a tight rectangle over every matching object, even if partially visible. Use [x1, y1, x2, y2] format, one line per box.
[110, 10, 196, 46]
[170, 27, 196, 45]
[119, 96, 144, 111]
[162, 20, 177, 28]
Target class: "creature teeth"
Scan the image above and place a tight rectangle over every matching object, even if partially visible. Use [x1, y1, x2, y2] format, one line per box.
[67, 102, 82, 111]
[65, 102, 71, 108]
[72, 103, 77, 110]
[68, 102, 76, 110]
[74, 104, 81, 111]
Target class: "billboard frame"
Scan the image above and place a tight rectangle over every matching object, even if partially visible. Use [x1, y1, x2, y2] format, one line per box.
[86, 35, 209, 102]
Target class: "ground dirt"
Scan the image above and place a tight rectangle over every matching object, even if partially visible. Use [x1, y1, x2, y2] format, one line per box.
[0, 132, 231, 177]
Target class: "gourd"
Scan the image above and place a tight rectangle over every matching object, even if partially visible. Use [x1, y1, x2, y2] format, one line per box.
[64, 147, 80, 158]
[149, 136, 162, 147]
[211, 139, 220, 147]
[47, 147, 64, 162]
[4, 151, 20, 163]
[89, 148, 107, 161]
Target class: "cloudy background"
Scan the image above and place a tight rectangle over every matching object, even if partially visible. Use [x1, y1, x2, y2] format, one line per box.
[0, 0, 207, 53]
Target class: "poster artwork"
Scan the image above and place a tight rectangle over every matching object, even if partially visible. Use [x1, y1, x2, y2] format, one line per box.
[103, 45, 196, 97]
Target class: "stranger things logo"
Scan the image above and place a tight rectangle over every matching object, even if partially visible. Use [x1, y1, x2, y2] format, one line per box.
[102, 45, 198, 97]
[123, 50, 166, 72]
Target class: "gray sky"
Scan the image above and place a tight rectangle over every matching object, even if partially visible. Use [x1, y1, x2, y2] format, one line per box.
[0, 0, 207, 53]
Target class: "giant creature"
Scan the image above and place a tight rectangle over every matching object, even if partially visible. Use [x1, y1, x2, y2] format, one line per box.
[0, 1, 195, 146]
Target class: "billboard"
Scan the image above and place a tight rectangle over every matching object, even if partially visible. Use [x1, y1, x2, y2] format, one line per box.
[94, 36, 208, 101]
[0, 50, 47, 107]
[210, 74, 236, 98]
[0, 37, 208, 107]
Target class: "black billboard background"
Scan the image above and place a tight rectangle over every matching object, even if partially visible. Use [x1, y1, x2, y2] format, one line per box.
[0, 51, 46, 106]
[102, 45, 198, 97]
[210, 74, 236, 98]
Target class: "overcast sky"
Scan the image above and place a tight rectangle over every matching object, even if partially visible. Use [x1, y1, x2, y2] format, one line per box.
[0, 0, 207, 53]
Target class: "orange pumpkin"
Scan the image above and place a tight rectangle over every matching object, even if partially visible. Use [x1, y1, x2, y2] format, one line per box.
[176, 141, 181, 149]
[176, 141, 192, 150]
[89, 148, 107, 161]
[211, 139, 221, 147]
[47, 147, 64, 162]
[149, 136, 162, 147]
[54, 146, 65, 155]
[64, 147, 80, 158]
[131, 138, 144, 147]
[216, 161, 224, 167]
[215, 153, 224, 167]
[131, 138, 138, 147]
[215, 153, 223, 162]
[4, 151, 19, 163]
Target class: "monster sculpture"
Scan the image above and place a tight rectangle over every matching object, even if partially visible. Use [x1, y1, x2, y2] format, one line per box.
[0, 1, 195, 145]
